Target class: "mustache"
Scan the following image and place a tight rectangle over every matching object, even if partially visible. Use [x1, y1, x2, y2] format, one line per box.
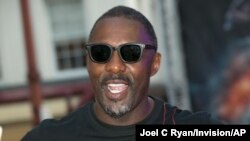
[100, 74, 133, 86]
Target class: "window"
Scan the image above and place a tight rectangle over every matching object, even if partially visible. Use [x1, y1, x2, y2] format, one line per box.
[46, 0, 86, 70]
[56, 40, 86, 70]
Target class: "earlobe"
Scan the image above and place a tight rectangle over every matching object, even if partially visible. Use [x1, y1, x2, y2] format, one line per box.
[150, 53, 161, 76]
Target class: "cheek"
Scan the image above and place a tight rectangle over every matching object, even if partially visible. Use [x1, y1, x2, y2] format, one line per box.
[141, 53, 155, 74]
[128, 59, 153, 81]
[87, 61, 104, 80]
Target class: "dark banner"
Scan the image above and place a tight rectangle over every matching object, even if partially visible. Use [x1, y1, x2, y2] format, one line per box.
[136, 125, 250, 140]
[178, 0, 250, 124]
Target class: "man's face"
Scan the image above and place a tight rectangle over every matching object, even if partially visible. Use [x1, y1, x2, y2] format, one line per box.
[86, 17, 160, 118]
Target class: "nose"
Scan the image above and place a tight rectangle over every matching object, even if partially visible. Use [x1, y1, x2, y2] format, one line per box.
[105, 51, 126, 73]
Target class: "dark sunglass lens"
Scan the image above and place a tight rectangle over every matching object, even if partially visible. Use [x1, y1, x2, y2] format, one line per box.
[120, 45, 141, 62]
[90, 45, 111, 62]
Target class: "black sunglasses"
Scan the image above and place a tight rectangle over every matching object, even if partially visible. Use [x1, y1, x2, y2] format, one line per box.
[85, 43, 156, 63]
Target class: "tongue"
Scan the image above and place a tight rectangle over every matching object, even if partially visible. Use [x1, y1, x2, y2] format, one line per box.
[107, 84, 128, 94]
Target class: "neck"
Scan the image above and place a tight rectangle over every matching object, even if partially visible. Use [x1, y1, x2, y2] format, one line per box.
[94, 96, 154, 126]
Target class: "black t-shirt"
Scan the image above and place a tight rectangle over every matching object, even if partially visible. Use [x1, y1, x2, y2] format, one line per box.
[21, 97, 221, 141]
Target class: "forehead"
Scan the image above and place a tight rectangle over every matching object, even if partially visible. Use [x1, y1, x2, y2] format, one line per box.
[89, 17, 152, 45]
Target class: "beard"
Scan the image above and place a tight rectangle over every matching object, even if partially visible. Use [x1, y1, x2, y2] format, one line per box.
[96, 73, 135, 118]
[101, 100, 133, 118]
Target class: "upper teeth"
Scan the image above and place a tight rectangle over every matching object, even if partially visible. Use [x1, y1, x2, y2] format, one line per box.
[107, 84, 127, 94]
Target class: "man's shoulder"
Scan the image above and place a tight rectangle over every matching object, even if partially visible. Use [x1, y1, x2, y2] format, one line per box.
[21, 102, 93, 141]
[21, 118, 64, 141]
[163, 103, 222, 124]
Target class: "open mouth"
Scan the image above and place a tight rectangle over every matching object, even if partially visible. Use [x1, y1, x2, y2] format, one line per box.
[107, 83, 128, 94]
[103, 79, 129, 100]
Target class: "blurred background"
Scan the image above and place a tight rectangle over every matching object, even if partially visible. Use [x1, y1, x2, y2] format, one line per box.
[0, 0, 250, 140]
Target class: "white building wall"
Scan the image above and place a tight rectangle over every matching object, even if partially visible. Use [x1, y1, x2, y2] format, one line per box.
[29, 0, 56, 82]
[0, 0, 27, 87]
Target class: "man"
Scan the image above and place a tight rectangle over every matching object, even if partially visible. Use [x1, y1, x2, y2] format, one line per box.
[22, 5, 221, 141]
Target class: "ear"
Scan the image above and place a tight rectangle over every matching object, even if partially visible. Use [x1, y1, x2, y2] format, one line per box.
[150, 53, 161, 76]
